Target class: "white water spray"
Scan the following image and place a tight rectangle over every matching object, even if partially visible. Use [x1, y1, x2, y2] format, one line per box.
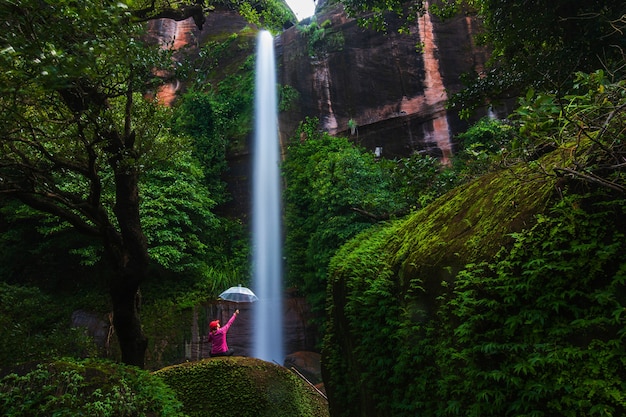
[252, 30, 284, 363]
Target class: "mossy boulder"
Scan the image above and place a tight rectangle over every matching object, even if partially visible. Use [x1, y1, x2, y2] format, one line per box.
[322, 162, 559, 416]
[323, 152, 626, 416]
[154, 356, 329, 417]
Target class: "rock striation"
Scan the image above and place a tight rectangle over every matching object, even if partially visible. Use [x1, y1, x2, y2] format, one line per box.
[277, 1, 492, 161]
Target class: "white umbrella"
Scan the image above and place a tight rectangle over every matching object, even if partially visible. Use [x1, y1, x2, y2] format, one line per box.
[219, 284, 259, 303]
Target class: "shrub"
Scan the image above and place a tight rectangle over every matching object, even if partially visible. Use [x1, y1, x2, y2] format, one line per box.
[0, 358, 185, 417]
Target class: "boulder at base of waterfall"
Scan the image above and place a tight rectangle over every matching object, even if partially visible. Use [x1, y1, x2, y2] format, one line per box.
[154, 356, 329, 417]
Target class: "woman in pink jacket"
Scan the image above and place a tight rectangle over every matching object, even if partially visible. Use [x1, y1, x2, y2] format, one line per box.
[208, 309, 239, 357]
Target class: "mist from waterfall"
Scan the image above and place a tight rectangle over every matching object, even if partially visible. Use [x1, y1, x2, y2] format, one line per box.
[252, 30, 284, 364]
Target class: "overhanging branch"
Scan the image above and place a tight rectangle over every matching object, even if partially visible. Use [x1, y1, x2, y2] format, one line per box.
[554, 167, 626, 193]
[130, 4, 207, 29]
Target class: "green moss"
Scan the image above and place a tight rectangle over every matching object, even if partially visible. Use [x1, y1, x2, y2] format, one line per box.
[154, 357, 329, 417]
[324, 160, 559, 416]
[388, 162, 556, 291]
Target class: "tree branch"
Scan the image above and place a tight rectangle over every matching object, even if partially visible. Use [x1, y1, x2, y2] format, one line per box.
[554, 167, 626, 193]
[130, 4, 207, 30]
[12, 191, 102, 236]
[350, 207, 388, 221]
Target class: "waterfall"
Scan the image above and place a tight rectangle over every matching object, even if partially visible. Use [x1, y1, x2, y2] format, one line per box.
[252, 30, 284, 364]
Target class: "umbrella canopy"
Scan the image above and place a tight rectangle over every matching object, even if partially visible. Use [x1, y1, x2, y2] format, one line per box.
[219, 284, 259, 303]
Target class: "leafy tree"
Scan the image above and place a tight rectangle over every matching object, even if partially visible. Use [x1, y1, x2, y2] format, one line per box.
[171, 91, 229, 202]
[390, 153, 458, 210]
[238, 0, 297, 31]
[283, 118, 404, 318]
[449, 0, 626, 113]
[0, 0, 175, 367]
[451, 117, 515, 179]
[334, 0, 428, 32]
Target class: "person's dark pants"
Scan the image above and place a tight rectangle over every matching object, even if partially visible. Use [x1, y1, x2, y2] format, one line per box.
[210, 349, 234, 357]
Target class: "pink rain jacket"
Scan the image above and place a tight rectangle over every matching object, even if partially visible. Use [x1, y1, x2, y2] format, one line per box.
[208, 313, 237, 355]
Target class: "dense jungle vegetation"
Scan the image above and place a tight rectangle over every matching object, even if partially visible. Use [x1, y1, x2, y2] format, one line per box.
[1, 0, 625, 415]
[316, 1, 626, 415]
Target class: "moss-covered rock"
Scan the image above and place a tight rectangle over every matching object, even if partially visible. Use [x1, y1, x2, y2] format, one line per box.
[323, 150, 626, 416]
[154, 356, 329, 417]
[323, 162, 559, 416]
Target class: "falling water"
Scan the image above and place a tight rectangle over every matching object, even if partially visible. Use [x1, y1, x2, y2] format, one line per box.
[252, 30, 284, 363]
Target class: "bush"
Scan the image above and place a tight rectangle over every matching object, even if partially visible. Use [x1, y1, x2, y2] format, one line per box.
[0, 358, 185, 417]
[0, 283, 100, 368]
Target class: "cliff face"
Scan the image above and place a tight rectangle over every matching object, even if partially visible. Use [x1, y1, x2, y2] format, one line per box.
[148, 1, 493, 161]
[277, 2, 491, 161]
[147, 4, 491, 217]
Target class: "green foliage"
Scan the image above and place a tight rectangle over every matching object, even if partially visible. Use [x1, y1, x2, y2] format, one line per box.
[0, 283, 100, 368]
[0, 358, 185, 417]
[284, 115, 519, 334]
[192, 32, 244, 81]
[297, 18, 344, 57]
[237, 0, 296, 33]
[337, 0, 427, 32]
[448, 0, 626, 115]
[325, 166, 626, 416]
[179, 30, 255, 155]
[154, 357, 329, 417]
[323, 155, 558, 416]
[171, 90, 228, 202]
[420, 193, 626, 416]
[346, 118, 357, 135]
[511, 71, 626, 193]
[141, 155, 218, 271]
[279, 85, 300, 112]
[389, 153, 458, 210]
[182, 46, 256, 156]
[283, 118, 404, 317]
[452, 117, 515, 178]
[324, 223, 402, 412]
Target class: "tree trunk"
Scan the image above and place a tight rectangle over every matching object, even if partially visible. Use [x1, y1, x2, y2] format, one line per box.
[110, 272, 147, 367]
[105, 150, 151, 368]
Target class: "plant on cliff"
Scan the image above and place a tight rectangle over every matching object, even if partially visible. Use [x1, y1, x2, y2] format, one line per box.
[510, 70, 626, 193]
[237, 0, 297, 32]
[283, 118, 404, 317]
[297, 18, 345, 57]
[452, 117, 515, 179]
